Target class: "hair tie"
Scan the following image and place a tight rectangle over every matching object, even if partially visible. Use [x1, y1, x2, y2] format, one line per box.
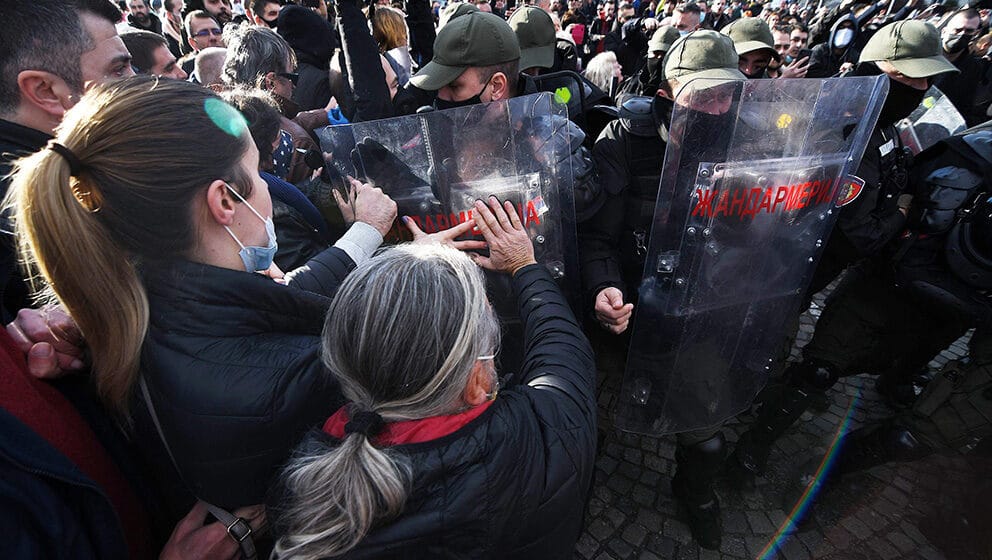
[48, 142, 83, 176]
[344, 409, 386, 438]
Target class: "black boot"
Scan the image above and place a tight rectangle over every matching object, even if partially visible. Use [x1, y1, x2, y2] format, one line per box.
[672, 433, 726, 550]
[833, 420, 933, 476]
[727, 360, 837, 490]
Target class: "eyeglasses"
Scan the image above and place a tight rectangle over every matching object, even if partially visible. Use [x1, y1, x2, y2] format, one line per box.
[277, 72, 299, 85]
[193, 27, 223, 37]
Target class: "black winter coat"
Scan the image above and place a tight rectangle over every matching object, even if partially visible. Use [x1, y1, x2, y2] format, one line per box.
[135, 248, 354, 518]
[270, 265, 597, 559]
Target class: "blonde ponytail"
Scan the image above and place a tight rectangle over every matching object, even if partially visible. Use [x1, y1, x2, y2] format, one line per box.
[3, 76, 256, 417]
[9, 146, 148, 416]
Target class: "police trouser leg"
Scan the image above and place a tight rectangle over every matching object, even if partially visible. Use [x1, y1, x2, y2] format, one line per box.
[673, 429, 725, 550]
[729, 360, 839, 488]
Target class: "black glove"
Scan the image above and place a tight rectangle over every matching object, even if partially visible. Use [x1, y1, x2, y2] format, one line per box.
[350, 137, 427, 193]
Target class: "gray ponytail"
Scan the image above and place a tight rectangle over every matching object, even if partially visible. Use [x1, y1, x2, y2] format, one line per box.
[273, 245, 500, 559]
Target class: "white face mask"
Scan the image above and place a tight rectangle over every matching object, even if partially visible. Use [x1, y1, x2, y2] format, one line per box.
[833, 28, 854, 49]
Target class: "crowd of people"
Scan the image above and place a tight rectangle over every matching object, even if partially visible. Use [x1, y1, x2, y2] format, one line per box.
[0, 0, 991, 557]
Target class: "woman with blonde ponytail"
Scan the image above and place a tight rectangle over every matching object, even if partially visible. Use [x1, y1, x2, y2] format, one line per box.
[270, 198, 597, 559]
[5, 76, 400, 525]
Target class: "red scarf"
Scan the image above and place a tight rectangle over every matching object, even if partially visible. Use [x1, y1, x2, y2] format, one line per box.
[323, 401, 494, 446]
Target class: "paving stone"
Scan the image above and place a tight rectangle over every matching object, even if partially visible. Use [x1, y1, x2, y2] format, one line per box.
[635, 509, 664, 533]
[662, 519, 693, 544]
[604, 507, 626, 529]
[624, 448, 644, 465]
[840, 515, 873, 540]
[644, 455, 667, 473]
[854, 508, 887, 532]
[866, 537, 899, 560]
[595, 552, 618, 560]
[638, 552, 662, 560]
[645, 534, 677, 558]
[608, 538, 635, 559]
[576, 533, 600, 559]
[607, 475, 634, 494]
[597, 455, 619, 475]
[898, 520, 929, 546]
[824, 526, 852, 550]
[723, 511, 748, 534]
[748, 534, 775, 557]
[632, 484, 656, 507]
[918, 546, 944, 560]
[884, 531, 916, 554]
[639, 470, 661, 487]
[719, 534, 747, 557]
[589, 519, 615, 542]
[622, 524, 648, 547]
[746, 510, 776, 534]
[777, 537, 811, 560]
[618, 461, 641, 480]
[674, 545, 698, 560]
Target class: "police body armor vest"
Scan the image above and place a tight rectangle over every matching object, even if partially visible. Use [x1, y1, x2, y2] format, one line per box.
[895, 124, 992, 322]
[611, 94, 671, 282]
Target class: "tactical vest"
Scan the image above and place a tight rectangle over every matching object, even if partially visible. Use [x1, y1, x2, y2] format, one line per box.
[610, 94, 671, 282]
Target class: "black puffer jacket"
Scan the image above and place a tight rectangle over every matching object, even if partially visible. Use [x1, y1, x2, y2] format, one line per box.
[135, 248, 354, 518]
[270, 265, 596, 558]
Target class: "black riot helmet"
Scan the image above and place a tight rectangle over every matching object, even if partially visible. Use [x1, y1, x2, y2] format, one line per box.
[945, 129, 992, 289]
[946, 193, 992, 289]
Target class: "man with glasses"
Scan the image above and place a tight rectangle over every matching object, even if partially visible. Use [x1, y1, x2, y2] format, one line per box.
[179, 10, 223, 75]
[934, 8, 990, 126]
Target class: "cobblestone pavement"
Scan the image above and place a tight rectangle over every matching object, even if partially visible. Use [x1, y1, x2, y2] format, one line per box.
[577, 291, 991, 560]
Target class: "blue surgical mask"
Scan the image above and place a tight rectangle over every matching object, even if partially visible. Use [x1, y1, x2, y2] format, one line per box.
[223, 184, 279, 272]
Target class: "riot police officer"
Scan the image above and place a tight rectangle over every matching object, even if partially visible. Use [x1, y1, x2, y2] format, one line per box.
[782, 122, 992, 488]
[579, 30, 746, 549]
[728, 21, 964, 489]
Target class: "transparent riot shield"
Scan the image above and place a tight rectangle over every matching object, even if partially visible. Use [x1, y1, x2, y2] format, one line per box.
[896, 86, 967, 155]
[616, 76, 889, 435]
[317, 92, 578, 377]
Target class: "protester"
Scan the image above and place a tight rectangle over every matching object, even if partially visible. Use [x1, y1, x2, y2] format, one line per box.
[6, 77, 397, 537]
[277, 5, 335, 111]
[585, 50, 623, 95]
[193, 46, 228, 85]
[179, 10, 224, 75]
[122, 30, 189, 78]
[270, 200, 595, 559]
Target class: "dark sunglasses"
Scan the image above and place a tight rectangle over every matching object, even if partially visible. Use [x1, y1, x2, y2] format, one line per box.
[193, 27, 224, 37]
[277, 72, 299, 85]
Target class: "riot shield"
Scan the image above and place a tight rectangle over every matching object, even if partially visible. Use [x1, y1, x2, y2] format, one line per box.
[616, 76, 888, 435]
[896, 86, 966, 155]
[317, 92, 578, 376]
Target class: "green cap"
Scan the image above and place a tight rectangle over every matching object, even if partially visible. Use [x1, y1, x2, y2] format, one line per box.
[859, 20, 958, 78]
[438, 1, 478, 28]
[509, 6, 555, 71]
[664, 30, 745, 96]
[411, 12, 521, 91]
[721, 17, 778, 58]
[647, 25, 681, 54]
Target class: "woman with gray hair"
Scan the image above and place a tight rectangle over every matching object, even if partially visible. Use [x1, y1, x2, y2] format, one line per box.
[270, 198, 597, 559]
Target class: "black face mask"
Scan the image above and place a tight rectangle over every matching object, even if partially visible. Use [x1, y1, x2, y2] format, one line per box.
[261, 16, 278, 28]
[644, 57, 664, 91]
[878, 76, 927, 127]
[943, 33, 972, 54]
[433, 81, 489, 111]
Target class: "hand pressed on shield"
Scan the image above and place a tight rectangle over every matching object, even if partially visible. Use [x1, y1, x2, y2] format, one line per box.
[469, 196, 537, 276]
[403, 216, 488, 251]
[345, 176, 397, 236]
[7, 304, 86, 379]
[594, 287, 634, 335]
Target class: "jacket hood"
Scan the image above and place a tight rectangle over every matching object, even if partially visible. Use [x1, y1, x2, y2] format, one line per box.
[278, 5, 336, 65]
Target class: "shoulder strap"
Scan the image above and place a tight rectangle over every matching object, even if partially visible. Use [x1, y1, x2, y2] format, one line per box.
[139, 378, 257, 559]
